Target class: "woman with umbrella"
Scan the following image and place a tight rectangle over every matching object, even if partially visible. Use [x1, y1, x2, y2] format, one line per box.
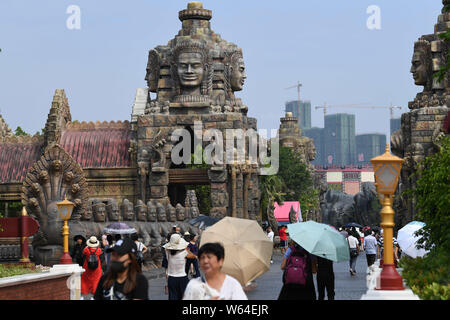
[278, 240, 317, 300]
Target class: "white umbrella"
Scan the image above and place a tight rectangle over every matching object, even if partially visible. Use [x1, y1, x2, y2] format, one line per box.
[397, 221, 429, 258]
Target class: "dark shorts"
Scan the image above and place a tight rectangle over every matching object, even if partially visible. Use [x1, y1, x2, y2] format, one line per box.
[280, 240, 288, 248]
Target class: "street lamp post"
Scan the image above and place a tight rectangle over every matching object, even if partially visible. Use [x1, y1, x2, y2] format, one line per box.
[371, 144, 404, 290]
[57, 195, 75, 264]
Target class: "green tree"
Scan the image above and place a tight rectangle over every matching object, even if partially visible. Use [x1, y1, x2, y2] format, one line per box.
[277, 146, 318, 217]
[186, 145, 211, 216]
[259, 173, 285, 222]
[400, 136, 450, 299]
[14, 126, 29, 136]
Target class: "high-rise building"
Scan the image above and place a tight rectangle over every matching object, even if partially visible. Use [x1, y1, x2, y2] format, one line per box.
[303, 127, 324, 165]
[356, 133, 386, 164]
[390, 117, 401, 136]
[285, 100, 311, 130]
[323, 113, 356, 166]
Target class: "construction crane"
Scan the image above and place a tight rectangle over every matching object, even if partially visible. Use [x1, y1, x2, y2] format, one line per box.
[285, 81, 302, 103]
[315, 103, 402, 119]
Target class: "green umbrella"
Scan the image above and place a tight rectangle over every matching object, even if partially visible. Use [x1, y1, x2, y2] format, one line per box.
[287, 221, 350, 262]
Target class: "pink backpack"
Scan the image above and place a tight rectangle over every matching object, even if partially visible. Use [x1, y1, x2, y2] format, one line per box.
[284, 246, 308, 285]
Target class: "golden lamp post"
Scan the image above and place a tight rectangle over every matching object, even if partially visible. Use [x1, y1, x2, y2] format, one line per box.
[57, 195, 75, 264]
[370, 144, 404, 290]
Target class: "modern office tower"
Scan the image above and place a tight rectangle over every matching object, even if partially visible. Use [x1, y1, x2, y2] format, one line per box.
[285, 100, 312, 130]
[356, 133, 387, 164]
[303, 127, 324, 165]
[323, 113, 356, 166]
[390, 117, 401, 136]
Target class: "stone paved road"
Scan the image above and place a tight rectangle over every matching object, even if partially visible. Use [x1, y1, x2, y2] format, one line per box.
[147, 250, 369, 300]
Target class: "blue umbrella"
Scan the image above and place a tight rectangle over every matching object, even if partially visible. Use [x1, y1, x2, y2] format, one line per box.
[188, 215, 219, 230]
[103, 222, 137, 235]
[287, 221, 350, 262]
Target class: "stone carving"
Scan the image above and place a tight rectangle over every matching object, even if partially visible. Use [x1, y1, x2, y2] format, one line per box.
[320, 182, 381, 228]
[171, 40, 212, 102]
[121, 199, 135, 221]
[391, 1, 449, 224]
[105, 199, 120, 222]
[21, 144, 88, 265]
[0, 114, 13, 138]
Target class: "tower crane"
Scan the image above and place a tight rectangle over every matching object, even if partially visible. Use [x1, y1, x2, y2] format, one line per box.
[314, 103, 402, 119]
[285, 81, 302, 103]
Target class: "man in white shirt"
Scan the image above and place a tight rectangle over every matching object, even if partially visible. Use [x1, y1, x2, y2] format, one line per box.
[347, 234, 360, 275]
[363, 230, 377, 267]
[266, 227, 274, 264]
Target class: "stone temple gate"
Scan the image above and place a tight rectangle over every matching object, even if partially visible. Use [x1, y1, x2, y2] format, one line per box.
[0, 2, 263, 266]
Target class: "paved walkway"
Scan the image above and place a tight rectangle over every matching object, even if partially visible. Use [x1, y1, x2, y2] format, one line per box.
[146, 250, 369, 300]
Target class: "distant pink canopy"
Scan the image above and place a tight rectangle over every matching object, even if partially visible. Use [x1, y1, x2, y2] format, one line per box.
[274, 201, 301, 222]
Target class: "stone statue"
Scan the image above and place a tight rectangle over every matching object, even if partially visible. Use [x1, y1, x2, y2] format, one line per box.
[106, 199, 120, 222]
[171, 40, 212, 102]
[145, 201, 162, 248]
[20, 145, 88, 265]
[121, 199, 135, 221]
[130, 200, 151, 247]
[156, 202, 171, 239]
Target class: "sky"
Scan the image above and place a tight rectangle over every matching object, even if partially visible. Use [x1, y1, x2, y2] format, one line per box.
[0, 0, 444, 140]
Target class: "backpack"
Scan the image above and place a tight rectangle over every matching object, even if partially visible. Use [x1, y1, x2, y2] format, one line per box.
[284, 246, 308, 285]
[87, 248, 99, 270]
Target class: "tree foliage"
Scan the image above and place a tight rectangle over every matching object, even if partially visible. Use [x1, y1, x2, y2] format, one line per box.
[14, 126, 29, 136]
[400, 136, 450, 299]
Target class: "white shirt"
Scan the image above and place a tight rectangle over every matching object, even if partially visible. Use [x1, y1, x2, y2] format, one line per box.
[166, 249, 188, 277]
[267, 231, 274, 242]
[183, 275, 248, 300]
[348, 235, 359, 249]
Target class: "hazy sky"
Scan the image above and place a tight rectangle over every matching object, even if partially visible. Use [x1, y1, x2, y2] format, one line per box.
[0, 0, 443, 140]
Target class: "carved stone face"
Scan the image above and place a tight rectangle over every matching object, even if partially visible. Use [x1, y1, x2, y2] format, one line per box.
[177, 52, 204, 89]
[176, 204, 185, 221]
[147, 203, 157, 222]
[137, 205, 147, 221]
[156, 204, 167, 222]
[167, 205, 177, 222]
[107, 203, 120, 221]
[93, 204, 106, 222]
[51, 160, 62, 173]
[410, 51, 428, 86]
[124, 205, 135, 221]
[231, 57, 246, 91]
[82, 205, 93, 221]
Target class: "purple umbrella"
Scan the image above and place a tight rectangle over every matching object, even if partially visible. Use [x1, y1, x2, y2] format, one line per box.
[103, 222, 137, 235]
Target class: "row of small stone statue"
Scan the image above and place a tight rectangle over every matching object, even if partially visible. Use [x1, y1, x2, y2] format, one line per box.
[80, 198, 200, 223]
[73, 196, 201, 250]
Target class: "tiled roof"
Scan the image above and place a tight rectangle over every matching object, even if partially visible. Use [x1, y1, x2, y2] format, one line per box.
[0, 141, 43, 183]
[60, 121, 131, 168]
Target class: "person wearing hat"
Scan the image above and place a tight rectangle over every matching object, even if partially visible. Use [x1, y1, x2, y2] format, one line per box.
[163, 233, 196, 300]
[81, 236, 104, 298]
[94, 238, 148, 300]
[70, 235, 86, 267]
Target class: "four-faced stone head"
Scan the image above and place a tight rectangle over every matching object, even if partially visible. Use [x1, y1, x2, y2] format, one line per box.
[177, 52, 205, 89]
[410, 40, 431, 87]
[230, 55, 246, 91]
